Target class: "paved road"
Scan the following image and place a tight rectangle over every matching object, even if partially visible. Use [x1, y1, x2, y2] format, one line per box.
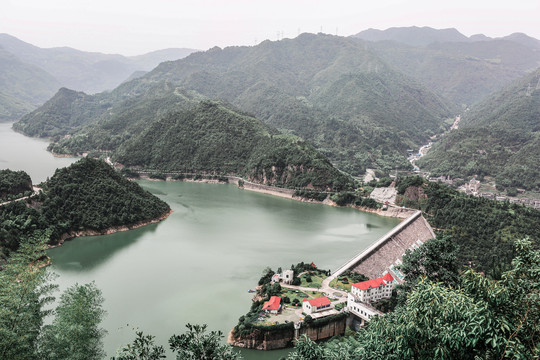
[0, 186, 41, 207]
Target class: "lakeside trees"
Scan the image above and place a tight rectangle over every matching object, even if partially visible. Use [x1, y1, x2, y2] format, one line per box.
[0, 232, 107, 360]
[287, 238, 540, 360]
[0, 169, 32, 201]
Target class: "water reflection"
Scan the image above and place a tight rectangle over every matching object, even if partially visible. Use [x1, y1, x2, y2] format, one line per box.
[49, 223, 160, 272]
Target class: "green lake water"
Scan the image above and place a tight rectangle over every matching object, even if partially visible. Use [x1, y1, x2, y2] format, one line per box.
[0, 122, 401, 359]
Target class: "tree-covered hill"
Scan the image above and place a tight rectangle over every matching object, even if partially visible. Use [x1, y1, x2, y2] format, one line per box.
[0, 158, 170, 260]
[419, 68, 540, 190]
[114, 100, 354, 190]
[13, 88, 107, 137]
[355, 28, 540, 106]
[0, 169, 32, 201]
[15, 33, 453, 175]
[47, 82, 201, 154]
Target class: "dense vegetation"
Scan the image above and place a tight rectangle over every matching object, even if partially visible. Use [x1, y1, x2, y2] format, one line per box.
[112, 100, 354, 190]
[0, 157, 170, 260]
[420, 68, 540, 190]
[0, 169, 32, 201]
[287, 238, 539, 359]
[13, 88, 108, 137]
[396, 176, 540, 275]
[15, 33, 453, 175]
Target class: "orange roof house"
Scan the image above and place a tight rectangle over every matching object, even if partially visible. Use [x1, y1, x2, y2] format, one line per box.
[302, 296, 332, 315]
[262, 296, 281, 314]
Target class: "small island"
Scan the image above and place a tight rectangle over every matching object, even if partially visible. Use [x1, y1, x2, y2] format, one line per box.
[0, 157, 171, 262]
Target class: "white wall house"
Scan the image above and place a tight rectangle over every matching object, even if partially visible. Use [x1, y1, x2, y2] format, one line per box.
[302, 296, 332, 315]
[350, 272, 395, 304]
[282, 269, 294, 284]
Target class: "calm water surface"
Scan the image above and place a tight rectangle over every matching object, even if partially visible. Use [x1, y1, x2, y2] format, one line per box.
[1, 123, 401, 359]
[0, 122, 77, 183]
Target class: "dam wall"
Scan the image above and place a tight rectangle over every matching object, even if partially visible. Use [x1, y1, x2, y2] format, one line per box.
[331, 210, 436, 282]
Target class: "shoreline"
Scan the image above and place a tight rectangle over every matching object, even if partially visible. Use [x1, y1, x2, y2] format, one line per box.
[135, 173, 413, 220]
[47, 208, 173, 249]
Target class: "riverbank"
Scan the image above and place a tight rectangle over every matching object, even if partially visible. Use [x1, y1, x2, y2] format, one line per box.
[47, 208, 173, 249]
[133, 172, 411, 220]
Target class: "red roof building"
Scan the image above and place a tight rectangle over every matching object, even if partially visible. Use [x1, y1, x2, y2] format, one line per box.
[262, 296, 281, 314]
[352, 278, 386, 291]
[350, 274, 395, 304]
[302, 296, 332, 315]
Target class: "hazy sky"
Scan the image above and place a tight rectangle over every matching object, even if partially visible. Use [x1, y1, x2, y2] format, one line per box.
[1, 0, 539, 56]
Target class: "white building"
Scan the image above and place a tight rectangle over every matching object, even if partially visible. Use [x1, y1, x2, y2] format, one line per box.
[349, 272, 395, 304]
[302, 296, 332, 315]
[282, 269, 294, 284]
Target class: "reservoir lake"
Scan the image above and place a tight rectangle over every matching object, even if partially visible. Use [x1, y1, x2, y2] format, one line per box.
[0, 122, 401, 359]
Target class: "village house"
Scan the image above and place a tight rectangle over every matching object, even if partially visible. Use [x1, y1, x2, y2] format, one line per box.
[302, 296, 332, 315]
[262, 296, 281, 314]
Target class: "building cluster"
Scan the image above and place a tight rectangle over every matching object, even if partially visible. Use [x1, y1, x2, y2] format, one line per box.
[429, 176, 540, 209]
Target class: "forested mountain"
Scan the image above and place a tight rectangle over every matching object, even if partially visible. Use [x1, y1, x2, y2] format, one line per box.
[0, 33, 197, 120]
[13, 88, 107, 137]
[0, 158, 170, 260]
[113, 100, 353, 189]
[16, 33, 453, 175]
[353, 27, 540, 106]
[419, 68, 540, 190]
[0, 46, 61, 120]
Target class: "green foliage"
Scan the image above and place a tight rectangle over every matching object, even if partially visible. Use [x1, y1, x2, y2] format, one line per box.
[400, 235, 460, 287]
[0, 157, 170, 259]
[169, 323, 241, 360]
[0, 169, 32, 201]
[39, 282, 107, 360]
[20, 34, 451, 176]
[329, 192, 379, 208]
[111, 331, 165, 360]
[338, 270, 369, 284]
[257, 267, 275, 286]
[0, 231, 56, 360]
[288, 238, 540, 359]
[293, 190, 328, 202]
[110, 101, 352, 190]
[397, 179, 540, 274]
[420, 68, 540, 190]
[396, 175, 425, 194]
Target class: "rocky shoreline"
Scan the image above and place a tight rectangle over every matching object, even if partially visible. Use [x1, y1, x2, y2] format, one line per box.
[47, 208, 173, 249]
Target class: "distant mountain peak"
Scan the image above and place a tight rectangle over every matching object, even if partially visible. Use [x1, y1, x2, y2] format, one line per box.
[353, 26, 469, 46]
[353, 26, 540, 49]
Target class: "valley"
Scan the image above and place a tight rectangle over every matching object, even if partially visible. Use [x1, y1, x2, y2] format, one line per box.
[1, 20, 540, 360]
